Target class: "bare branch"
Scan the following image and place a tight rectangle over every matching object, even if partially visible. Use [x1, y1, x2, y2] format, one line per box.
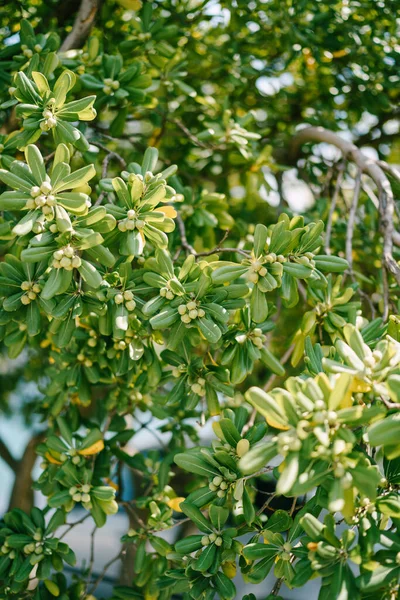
[346, 169, 362, 269]
[325, 162, 345, 254]
[60, 0, 100, 52]
[175, 216, 250, 259]
[175, 213, 196, 255]
[8, 433, 45, 512]
[291, 126, 400, 287]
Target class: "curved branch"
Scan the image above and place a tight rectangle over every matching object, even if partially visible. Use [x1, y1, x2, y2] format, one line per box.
[60, 0, 100, 52]
[291, 126, 400, 285]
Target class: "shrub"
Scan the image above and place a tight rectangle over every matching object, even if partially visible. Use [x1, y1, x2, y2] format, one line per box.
[0, 2, 399, 599]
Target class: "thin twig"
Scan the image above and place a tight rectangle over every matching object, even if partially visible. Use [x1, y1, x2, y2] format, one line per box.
[345, 168, 362, 270]
[175, 217, 250, 259]
[382, 266, 389, 322]
[325, 162, 345, 254]
[85, 525, 97, 589]
[91, 142, 126, 206]
[89, 548, 125, 595]
[175, 213, 196, 254]
[59, 512, 91, 540]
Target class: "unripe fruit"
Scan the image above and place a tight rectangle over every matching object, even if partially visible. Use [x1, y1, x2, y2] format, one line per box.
[40, 182, 52, 194]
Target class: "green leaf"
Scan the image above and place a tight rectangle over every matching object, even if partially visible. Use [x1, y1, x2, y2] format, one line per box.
[209, 505, 229, 530]
[253, 224, 268, 257]
[239, 441, 277, 475]
[78, 259, 102, 288]
[197, 316, 222, 343]
[180, 502, 213, 533]
[174, 452, 220, 478]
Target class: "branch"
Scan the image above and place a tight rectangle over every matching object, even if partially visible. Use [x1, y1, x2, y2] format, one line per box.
[0, 437, 18, 472]
[291, 126, 400, 286]
[8, 432, 45, 512]
[60, 0, 100, 52]
[345, 168, 362, 269]
[175, 215, 250, 259]
[325, 162, 345, 254]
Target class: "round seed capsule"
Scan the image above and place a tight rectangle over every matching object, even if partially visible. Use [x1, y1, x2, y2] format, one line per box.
[123, 290, 134, 301]
[115, 293, 124, 304]
[125, 300, 136, 311]
[178, 305, 187, 315]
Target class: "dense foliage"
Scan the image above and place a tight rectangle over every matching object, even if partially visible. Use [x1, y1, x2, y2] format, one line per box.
[0, 1, 400, 599]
